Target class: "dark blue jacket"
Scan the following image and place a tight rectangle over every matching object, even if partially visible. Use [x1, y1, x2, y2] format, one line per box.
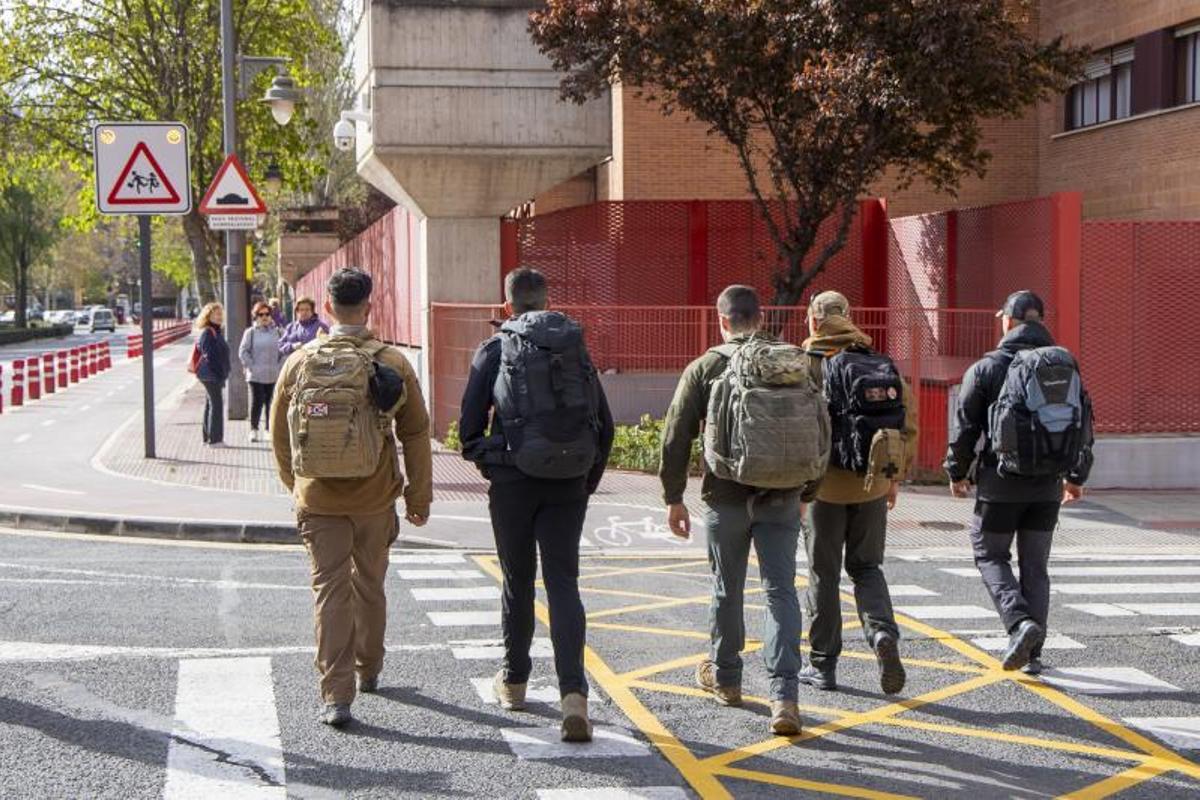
[196, 324, 231, 384]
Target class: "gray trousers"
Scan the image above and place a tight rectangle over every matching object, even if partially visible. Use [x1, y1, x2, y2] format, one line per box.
[704, 491, 803, 701]
[804, 497, 898, 670]
[970, 501, 1059, 650]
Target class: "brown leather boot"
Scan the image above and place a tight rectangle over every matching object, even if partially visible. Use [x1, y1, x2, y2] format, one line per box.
[560, 692, 592, 742]
[695, 660, 743, 707]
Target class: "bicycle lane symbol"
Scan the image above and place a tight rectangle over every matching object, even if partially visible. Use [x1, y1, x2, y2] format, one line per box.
[590, 515, 691, 548]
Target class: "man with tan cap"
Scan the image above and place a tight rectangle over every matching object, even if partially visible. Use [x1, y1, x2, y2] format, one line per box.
[271, 267, 433, 728]
[801, 290, 918, 695]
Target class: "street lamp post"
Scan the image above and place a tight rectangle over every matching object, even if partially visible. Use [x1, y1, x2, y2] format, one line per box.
[218, 0, 300, 420]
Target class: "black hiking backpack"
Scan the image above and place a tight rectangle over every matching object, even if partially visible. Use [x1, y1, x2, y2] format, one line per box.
[989, 346, 1091, 478]
[492, 311, 601, 480]
[822, 346, 906, 477]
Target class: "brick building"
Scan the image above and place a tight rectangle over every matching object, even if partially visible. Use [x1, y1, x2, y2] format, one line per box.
[533, 1, 1200, 221]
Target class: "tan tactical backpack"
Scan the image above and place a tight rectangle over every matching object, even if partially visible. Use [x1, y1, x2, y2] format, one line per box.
[704, 337, 831, 489]
[288, 337, 396, 479]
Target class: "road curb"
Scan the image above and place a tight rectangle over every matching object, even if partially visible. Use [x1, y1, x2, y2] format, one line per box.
[0, 507, 455, 548]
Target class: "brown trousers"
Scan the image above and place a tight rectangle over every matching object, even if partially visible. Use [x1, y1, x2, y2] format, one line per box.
[298, 508, 398, 704]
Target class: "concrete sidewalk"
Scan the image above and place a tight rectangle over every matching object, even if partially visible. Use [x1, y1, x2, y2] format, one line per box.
[86, 380, 1200, 550]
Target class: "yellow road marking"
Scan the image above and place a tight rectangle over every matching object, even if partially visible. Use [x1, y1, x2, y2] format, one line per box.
[574, 559, 712, 583]
[715, 766, 921, 800]
[587, 594, 713, 620]
[627, 679, 854, 720]
[473, 554, 731, 799]
[1056, 763, 1177, 800]
[589, 621, 716, 641]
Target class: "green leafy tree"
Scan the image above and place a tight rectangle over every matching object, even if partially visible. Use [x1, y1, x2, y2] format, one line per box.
[531, 0, 1087, 305]
[0, 163, 63, 327]
[1, 0, 342, 302]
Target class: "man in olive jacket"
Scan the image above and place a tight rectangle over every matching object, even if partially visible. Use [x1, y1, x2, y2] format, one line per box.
[659, 285, 821, 737]
[801, 291, 918, 696]
[271, 268, 433, 728]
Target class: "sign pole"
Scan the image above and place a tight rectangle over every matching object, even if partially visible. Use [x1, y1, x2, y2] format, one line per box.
[138, 215, 156, 459]
[219, 0, 248, 421]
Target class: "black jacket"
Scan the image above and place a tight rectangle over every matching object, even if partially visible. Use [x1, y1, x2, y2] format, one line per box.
[458, 331, 615, 495]
[944, 321, 1094, 503]
[196, 324, 231, 384]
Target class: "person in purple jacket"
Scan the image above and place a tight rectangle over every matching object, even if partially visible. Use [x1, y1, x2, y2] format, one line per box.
[268, 297, 287, 329]
[278, 296, 329, 356]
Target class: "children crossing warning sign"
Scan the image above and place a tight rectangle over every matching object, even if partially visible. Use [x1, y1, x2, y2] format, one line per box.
[93, 122, 191, 216]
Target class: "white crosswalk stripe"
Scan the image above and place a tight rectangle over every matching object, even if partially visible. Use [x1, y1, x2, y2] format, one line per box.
[1122, 717, 1200, 750]
[1168, 633, 1200, 646]
[396, 569, 486, 580]
[942, 563, 1200, 579]
[502, 725, 651, 759]
[896, 604, 995, 620]
[1067, 603, 1200, 617]
[1053, 582, 1200, 596]
[427, 610, 499, 627]
[472, 677, 562, 705]
[1039, 667, 1180, 695]
[452, 637, 554, 660]
[841, 584, 939, 597]
[392, 553, 467, 564]
[969, 633, 1086, 652]
[411, 586, 501, 602]
[537, 789, 689, 799]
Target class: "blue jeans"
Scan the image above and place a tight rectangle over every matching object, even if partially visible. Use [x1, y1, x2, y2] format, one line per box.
[704, 491, 803, 701]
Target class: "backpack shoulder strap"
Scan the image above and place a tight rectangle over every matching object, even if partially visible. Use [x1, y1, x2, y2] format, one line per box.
[707, 343, 739, 360]
[360, 339, 388, 359]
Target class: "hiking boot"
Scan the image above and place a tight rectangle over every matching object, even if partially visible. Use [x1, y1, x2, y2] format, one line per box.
[798, 663, 837, 691]
[561, 693, 593, 742]
[248, 429, 259, 443]
[358, 674, 379, 694]
[872, 631, 907, 695]
[321, 703, 352, 727]
[1022, 657, 1044, 676]
[492, 670, 527, 711]
[769, 700, 802, 736]
[1001, 620, 1044, 671]
[695, 660, 742, 706]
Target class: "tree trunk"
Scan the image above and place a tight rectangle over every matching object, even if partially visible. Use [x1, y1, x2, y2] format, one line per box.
[15, 245, 29, 329]
[182, 212, 217, 302]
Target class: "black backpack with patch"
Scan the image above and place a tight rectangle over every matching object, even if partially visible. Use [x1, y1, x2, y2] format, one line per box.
[492, 311, 601, 480]
[822, 346, 906, 478]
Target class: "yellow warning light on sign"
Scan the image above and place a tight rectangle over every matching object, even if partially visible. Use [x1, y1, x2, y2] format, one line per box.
[98, 129, 116, 145]
[166, 129, 182, 145]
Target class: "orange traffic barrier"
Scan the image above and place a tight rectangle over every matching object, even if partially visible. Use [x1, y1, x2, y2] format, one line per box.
[27, 357, 41, 401]
[69, 348, 80, 384]
[57, 351, 68, 389]
[0, 364, 4, 414]
[43, 353, 55, 395]
[11, 359, 24, 407]
[101, 342, 112, 370]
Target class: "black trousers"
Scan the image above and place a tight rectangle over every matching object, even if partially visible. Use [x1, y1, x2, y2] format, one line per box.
[805, 497, 898, 670]
[488, 478, 589, 697]
[201, 380, 224, 444]
[970, 500, 1060, 651]
[249, 381, 275, 430]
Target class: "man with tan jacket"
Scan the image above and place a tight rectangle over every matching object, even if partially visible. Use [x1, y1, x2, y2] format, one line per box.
[271, 268, 432, 727]
[800, 291, 918, 696]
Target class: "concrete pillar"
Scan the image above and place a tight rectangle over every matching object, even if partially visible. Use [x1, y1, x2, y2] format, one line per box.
[425, 217, 501, 304]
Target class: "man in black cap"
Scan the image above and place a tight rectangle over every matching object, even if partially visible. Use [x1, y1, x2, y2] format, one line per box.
[945, 290, 1094, 674]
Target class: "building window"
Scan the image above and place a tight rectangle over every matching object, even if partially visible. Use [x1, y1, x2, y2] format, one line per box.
[1067, 45, 1134, 130]
[1177, 23, 1200, 104]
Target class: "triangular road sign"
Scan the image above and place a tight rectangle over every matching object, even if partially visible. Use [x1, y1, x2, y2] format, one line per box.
[106, 142, 183, 206]
[199, 154, 267, 215]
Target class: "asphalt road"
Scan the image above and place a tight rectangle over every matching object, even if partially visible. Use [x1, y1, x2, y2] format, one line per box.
[0, 326, 131, 371]
[1, 527, 1198, 799]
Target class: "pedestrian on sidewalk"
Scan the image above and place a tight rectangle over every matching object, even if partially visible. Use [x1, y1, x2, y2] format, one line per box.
[458, 267, 614, 744]
[659, 285, 828, 737]
[800, 291, 918, 696]
[278, 296, 329, 356]
[239, 302, 284, 443]
[194, 302, 231, 447]
[268, 297, 287, 329]
[271, 268, 432, 728]
[945, 290, 1095, 674]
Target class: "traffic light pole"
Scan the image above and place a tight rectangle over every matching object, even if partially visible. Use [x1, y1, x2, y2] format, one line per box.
[219, 0, 247, 420]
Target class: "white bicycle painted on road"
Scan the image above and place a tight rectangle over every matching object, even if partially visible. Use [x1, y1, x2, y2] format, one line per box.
[591, 515, 688, 547]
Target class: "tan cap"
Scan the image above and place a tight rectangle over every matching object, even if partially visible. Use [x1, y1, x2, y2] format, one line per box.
[809, 290, 850, 319]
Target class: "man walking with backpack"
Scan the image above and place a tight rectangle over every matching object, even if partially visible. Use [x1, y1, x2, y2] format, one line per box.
[271, 268, 432, 728]
[660, 285, 828, 737]
[459, 267, 614, 743]
[800, 291, 918, 696]
[946, 290, 1094, 674]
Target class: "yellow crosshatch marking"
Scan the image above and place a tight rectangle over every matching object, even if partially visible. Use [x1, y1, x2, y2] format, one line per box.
[472, 554, 1200, 798]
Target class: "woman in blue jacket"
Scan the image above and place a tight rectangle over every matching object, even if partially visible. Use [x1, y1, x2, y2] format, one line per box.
[194, 302, 232, 447]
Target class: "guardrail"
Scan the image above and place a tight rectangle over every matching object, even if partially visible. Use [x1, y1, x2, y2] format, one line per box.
[127, 321, 191, 358]
[1, 340, 113, 413]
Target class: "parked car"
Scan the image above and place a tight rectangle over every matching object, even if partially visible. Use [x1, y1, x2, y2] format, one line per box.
[47, 310, 76, 325]
[89, 308, 116, 333]
[0, 311, 14, 325]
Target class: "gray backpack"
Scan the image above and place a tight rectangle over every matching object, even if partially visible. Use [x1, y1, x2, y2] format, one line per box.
[989, 346, 1090, 477]
[493, 311, 601, 480]
[704, 338, 830, 489]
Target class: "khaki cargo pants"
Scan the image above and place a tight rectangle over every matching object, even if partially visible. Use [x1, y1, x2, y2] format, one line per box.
[298, 508, 398, 705]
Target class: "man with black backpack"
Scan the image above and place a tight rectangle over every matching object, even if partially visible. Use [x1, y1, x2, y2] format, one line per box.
[660, 285, 829, 737]
[946, 290, 1094, 674]
[801, 291, 918, 696]
[271, 268, 432, 728]
[459, 267, 614, 743]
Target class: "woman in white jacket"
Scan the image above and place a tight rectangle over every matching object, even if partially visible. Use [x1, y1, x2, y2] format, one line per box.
[238, 301, 285, 442]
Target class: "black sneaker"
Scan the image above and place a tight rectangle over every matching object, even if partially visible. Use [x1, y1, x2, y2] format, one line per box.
[358, 675, 379, 694]
[1022, 657, 1044, 676]
[321, 703, 352, 727]
[1001, 620, 1044, 671]
[873, 631, 907, 695]
[798, 663, 837, 691]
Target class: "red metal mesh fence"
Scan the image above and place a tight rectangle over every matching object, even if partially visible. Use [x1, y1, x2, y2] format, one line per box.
[430, 303, 998, 470]
[295, 207, 422, 346]
[1082, 221, 1200, 434]
[955, 196, 1056, 327]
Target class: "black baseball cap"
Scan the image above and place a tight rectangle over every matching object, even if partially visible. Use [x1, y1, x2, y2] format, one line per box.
[996, 290, 1045, 320]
